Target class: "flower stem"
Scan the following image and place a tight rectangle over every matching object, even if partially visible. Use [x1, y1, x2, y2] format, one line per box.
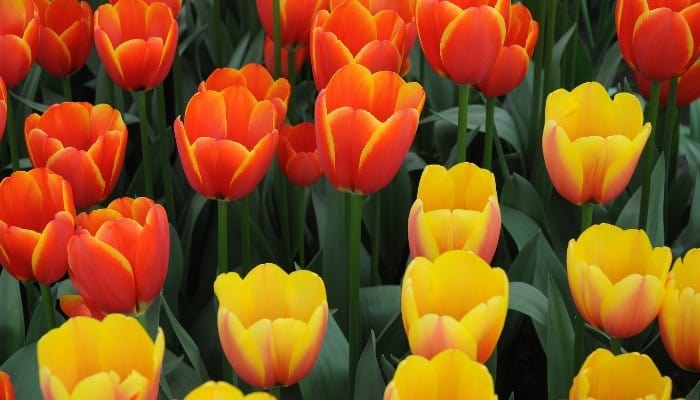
[610, 337, 622, 355]
[135, 90, 154, 198]
[217, 199, 228, 275]
[456, 84, 471, 164]
[279, 172, 292, 264]
[62, 76, 72, 101]
[40, 283, 56, 331]
[156, 84, 176, 219]
[483, 97, 496, 170]
[287, 46, 297, 124]
[493, 119, 510, 179]
[296, 186, 307, 267]
[371, 192, 381, 285]
[6, 97, 18, 170]
[662, 77, 679, 183]
[241, 196, 251, 272]
[639, 80, 660, 229]
[272, 0, 282, 79]
[347, 192, 362, 391]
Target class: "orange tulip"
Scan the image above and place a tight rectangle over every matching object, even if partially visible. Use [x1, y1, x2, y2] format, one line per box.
[0, 0, 40, 88]
[66, 197, 169, 315]
[34, 0, 92, 78]
[635, 59, 700, 107]
[0, 371, 15, 400]
[278, 122, 323, 187]
[0, 76, 6, 140]
[416, 0, 508, 85]
[616, 0, 700, 81]
[109, 0, 181, 17]
[263, 36, 307, 79]
[256, 0, 328, 48]
[25, 102, 128, 210]
[315, 63, 425, 195]
[310, 0, 414, 89]
[94, 0, 178, 91]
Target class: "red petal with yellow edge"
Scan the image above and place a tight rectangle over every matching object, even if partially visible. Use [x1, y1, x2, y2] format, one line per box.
[475, 45, 529, 97]
[240, 64, 288, 103]
[32, 211, 73, 285]
[416, 0, 450, 76]
[86, 129, 127, 197]
[25, 129, 63, 167]
[94, 218, 141, 268]
[93, 28, 125, 87]
[191, 138, 250, 199]
[323, 63, 374, 113]
[615, 0, 646, 70]
[200, 67, 246, 92]
[0, 0, 30, 35]
[75, 207, 122, 236]
[224, 90, 275, 148]
[284, 153, 323, 187]
[314, 90, 337, 184]
[173, 117, 205, 196]
[114, 0, 148, 39]
[601, 275, 665, 338]
[183, 90, 228, 142]
[542, 120, 585, 204]
[47, 148, 105, 210]
[0, 225, 40, 281]
[310, 28, 355, 89]
[322, 0, 377, 55]
[133, 203, 169, 305]
[34, 102, 92, 149]
[226, 132, 278, 201]
[0, 35, 33, 88]
[353, 41, 402, 76]
[59, 294, 106, 319]
[37, 28, 71, 77]
[111, 38, 163, 90]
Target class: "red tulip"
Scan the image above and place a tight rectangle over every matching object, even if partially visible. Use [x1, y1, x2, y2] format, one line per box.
[256, 0, 328, 48]
[263, 36, 307, 79]
[635, 59, 700, 107]
[109, 0, 181, 17]
[35, 0, 92, 78]
[0, 371, 14, 400]
[0, 77, 6, 141]
[278, 122, 323, 187]
[0, 0, 40, 88]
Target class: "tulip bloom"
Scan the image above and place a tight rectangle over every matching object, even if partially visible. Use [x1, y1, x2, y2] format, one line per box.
[310, 0, 414, 89]
[214, 263, 328, 389]
[570, 348, 672, 400]
[0, 0, 40, 88]
[0, 371, 15, 400]
[384, 349, 497, 400]
[615, 0, 700, 81]
[568, 223, 671, 338]
[94, 0, 178, 91]
[659, 249, 700, 371]
[0, 168, 75, 284]
[0, 76, 6, 140]
[542, 81, 651, 205]
[34, 0, 92, 78]
[67, 197, 169, 316]
[401, 250, 508, 362]
[315, 63, 425, 195]
[408, 162, 501, 263]
[25, 102, 128, 210]
[263, 36, 307, 79]
[109, 0, 181, 17]
[184, 381, 275, 400]
[37, 314, 164, 400]
[635, 59, 700, 107]
[416, 0, 508, 85]
[278, 122, 323, 187]
[256, 0, 328, 48]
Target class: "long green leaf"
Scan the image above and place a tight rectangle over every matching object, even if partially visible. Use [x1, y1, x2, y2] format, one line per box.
[299, 315, 351, 400]
[160, 294, 210, 382]
[0, 270, 24, 364]
[354, 331, 385, 400]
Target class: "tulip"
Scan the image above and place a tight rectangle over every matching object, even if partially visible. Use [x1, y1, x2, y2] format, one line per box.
[310, 0, 414, 89]
[569, 348, 672, 400]
[384, 349, 497, 400]
[34, 0, 92, 78]
[109, 0, 181, 17]
[542, 81, 651, 205]
[256, 0, 328, 48]
[635, 59, 700, 107]
[278, 122, 323, 187]
[24, 102, 128, 210]
[568, 223, 671, 338]
[401, 250, 508, 363]
[58, 293, 106, 320]
[315, 63, 425, 195]
[0, 168, 75, 284]
[408, 162, 501, 263]
[615, 0, 700, 82]
[184, 381, 275, 400]
[0, 371, 15, 400]
[93, 0, 178, 91]
[37, 314, 164, 400]
[0, 76, 6, 140]
[66, 197, 169, 316]
[214, 263, 328, 389]
[659, 248, 700, 371]
[0, 0, 40, 88]
[263, 36, 307, 79]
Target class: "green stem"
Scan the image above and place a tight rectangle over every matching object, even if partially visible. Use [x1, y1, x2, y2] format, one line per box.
[639, 81, 660, 229]
[213, 0, 222, 65]
[40, 283, 56, 330]
[241, 196, 251, 272]
[662, 77, 679, 182]
[287, 46, 297, 124]
[62, 76, 72, 101]
[135, 90, 154, 198]
[135, 310, 148, 332]
[580, 202, 594, 232]
[493, 118, 510, 179]
[272, 0, 282, 78]
[269, 386, 281, 399]
[296, 186, 307, 267]
[574, 202, 594, 370]
[483, 97, 496, 170]
[6, 97, 18, 170]
[610, 337, 622, 355]
[113, 83, 124, 113]
[371, 192, 381, 285]
[567, 0, 580, 88]
[280, 172, 292, 265]
[347, 192, 362, 392]
[529, 0, 546, 165]
[543, 0, 557, 96]
[217, 199, 228, 275]
[456, 84, 471, 164]
[156, 85, 176, 219]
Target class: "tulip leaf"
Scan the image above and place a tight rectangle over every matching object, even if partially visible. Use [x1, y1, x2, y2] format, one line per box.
[161, 350, 201, 399]
[163, 224, 185, 317]
[594, 42, 623, 88]
[378, 355, 397, 382]
[691, 101, 700, 143]
[508, 282, 547, 329]
[550, 25, 577, 89]
[501, 205, 542, 250]
[375, 312, 409, 360]
[616, 156, 665, 246]
[160, 293, 210, 382]
[300, 315, 351, 400]
[501, 174, 549, 237]
[687, 379, 700, 400]
[360, 286, 400, 341]
[0, 342, 40, 400]
[545, 277, 574, 400]
[354, 331, 385, 400]
[682, 173, 700, 250]
[0, 270, 24, 365]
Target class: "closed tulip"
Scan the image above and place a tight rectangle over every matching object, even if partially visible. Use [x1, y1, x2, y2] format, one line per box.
[0, 168, 75, 284]
[568, 223, 671, 338]
[67, 197, 169, 316]
[109, 0, 181, 17]
[256, 0, 328, 48]
[635, 59, 700, 107]
[25, 102, 128, 210]
[37, 314, 164, 400]
[616, 0, 700, 81]
[184, 381, 275, 400]
[659, 248, 700, 371]
[0, 371, 15, 400]
[35, 0, 92, 78]
[214, 263, 328, 389]
[0, 76, 6, 140]
[315, 63, 425, 195]
[569, 348, 672, 400]
[408, 162, 501, 263]
[401, 250, 508, 362]
[94, 0, 178, 91]
[278, 122, 323, 187]
[384, 349, 497, 400]
[0, 0, 40, 88]
[542, 81, 651, 205]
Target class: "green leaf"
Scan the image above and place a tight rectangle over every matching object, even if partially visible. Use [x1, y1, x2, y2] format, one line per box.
[682, 173, 700, 250]
[687, 379, 700, 400]
[160, 294, 210, 382]
[0, 342, 40, 400]
[616, 156, 665, 246]
[508, 282, 547, 328]
[163, 224, 184, 317]
[299, 315, 351, 400]
[595, 42, 623, 88]
[550, 25, 577, 88]
[500, 174, 549, 236]
[375, 313, 409, 360]
[360, 286, 400, 342]
[354, 331, 385, 400]
[501, 206, 542, 250]
[0, 270, 24, 364]
[545, 277, 574, 400]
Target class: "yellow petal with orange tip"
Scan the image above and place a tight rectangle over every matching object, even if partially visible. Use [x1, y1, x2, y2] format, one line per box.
[407, 314, 478, 360]
[185, 381, 275, 400]
[601, 273, 665, 338]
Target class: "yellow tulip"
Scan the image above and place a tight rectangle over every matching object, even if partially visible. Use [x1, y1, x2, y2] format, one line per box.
[214, 263, 328, 389]
[407, 162, 501, 263]
[37, 314, 164, 400]
[184, 381, 275, 400]
[568, 223, 671, 338]
[401, 250, 508, 363]
[542, 81, 651, 205]
[569, 348, 672, 400]
[383, 349, 497, 400]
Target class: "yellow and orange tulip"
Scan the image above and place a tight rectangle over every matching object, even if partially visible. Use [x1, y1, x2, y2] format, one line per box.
[569, 348, 672, 400]
[66, 197, 169, 316]
[407, 162, 501, 263]
[35, 0, 92, 78]
[214, 263, 328, 389]
[0, 0, 40, 88]
[401, 250, 508, 363]
[25, 102, 128, 210]
[256, 0, 328, 48]
[37, 314, 164, 400]
[542, 81, 651, 205]
[278, 122, 323, 187]
[568, 223, 671, 338]
[0, 168, 75, 285]
[0, 371, 14, 400]
[315, 63, 425, 195]
[636, 59, 700, 107]
[184, 381, 275, 400]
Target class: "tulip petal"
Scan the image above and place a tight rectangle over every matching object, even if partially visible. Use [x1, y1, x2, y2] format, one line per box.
[542, 121, 584, 204]
[408, 314, 478, 359]
[601, 274, 664, 338]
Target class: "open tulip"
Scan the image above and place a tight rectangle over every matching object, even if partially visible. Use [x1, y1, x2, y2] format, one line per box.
[34, 0, 92, 78]
[67, 197, 169, 316]
[568, 223, 671, 338]
[0, 0, 40, 88]
[401, 250, 508, 362]
[542, 81, 651, 205]
[408, 162, 501, 263]
[93, 0, 178, 91]
[0, 168, 75, 284]
[384, 349, 497, 400]
[0, 371, 15, 400]
[0, 76, 6, 140]
[256, 0, 328, 48]
[37, 314, 164, 400]
[109, 0, 181, 17]
[616, 0, 700, 81]
[25, 102, 128, 210]
[214, 263, 328, 389]
[635, 59, 700, 107]
[569, 348, 672, 400]
[278, 122, 323, 187]
[184, 381, 275, 400]
[315, 63, 425, 195]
